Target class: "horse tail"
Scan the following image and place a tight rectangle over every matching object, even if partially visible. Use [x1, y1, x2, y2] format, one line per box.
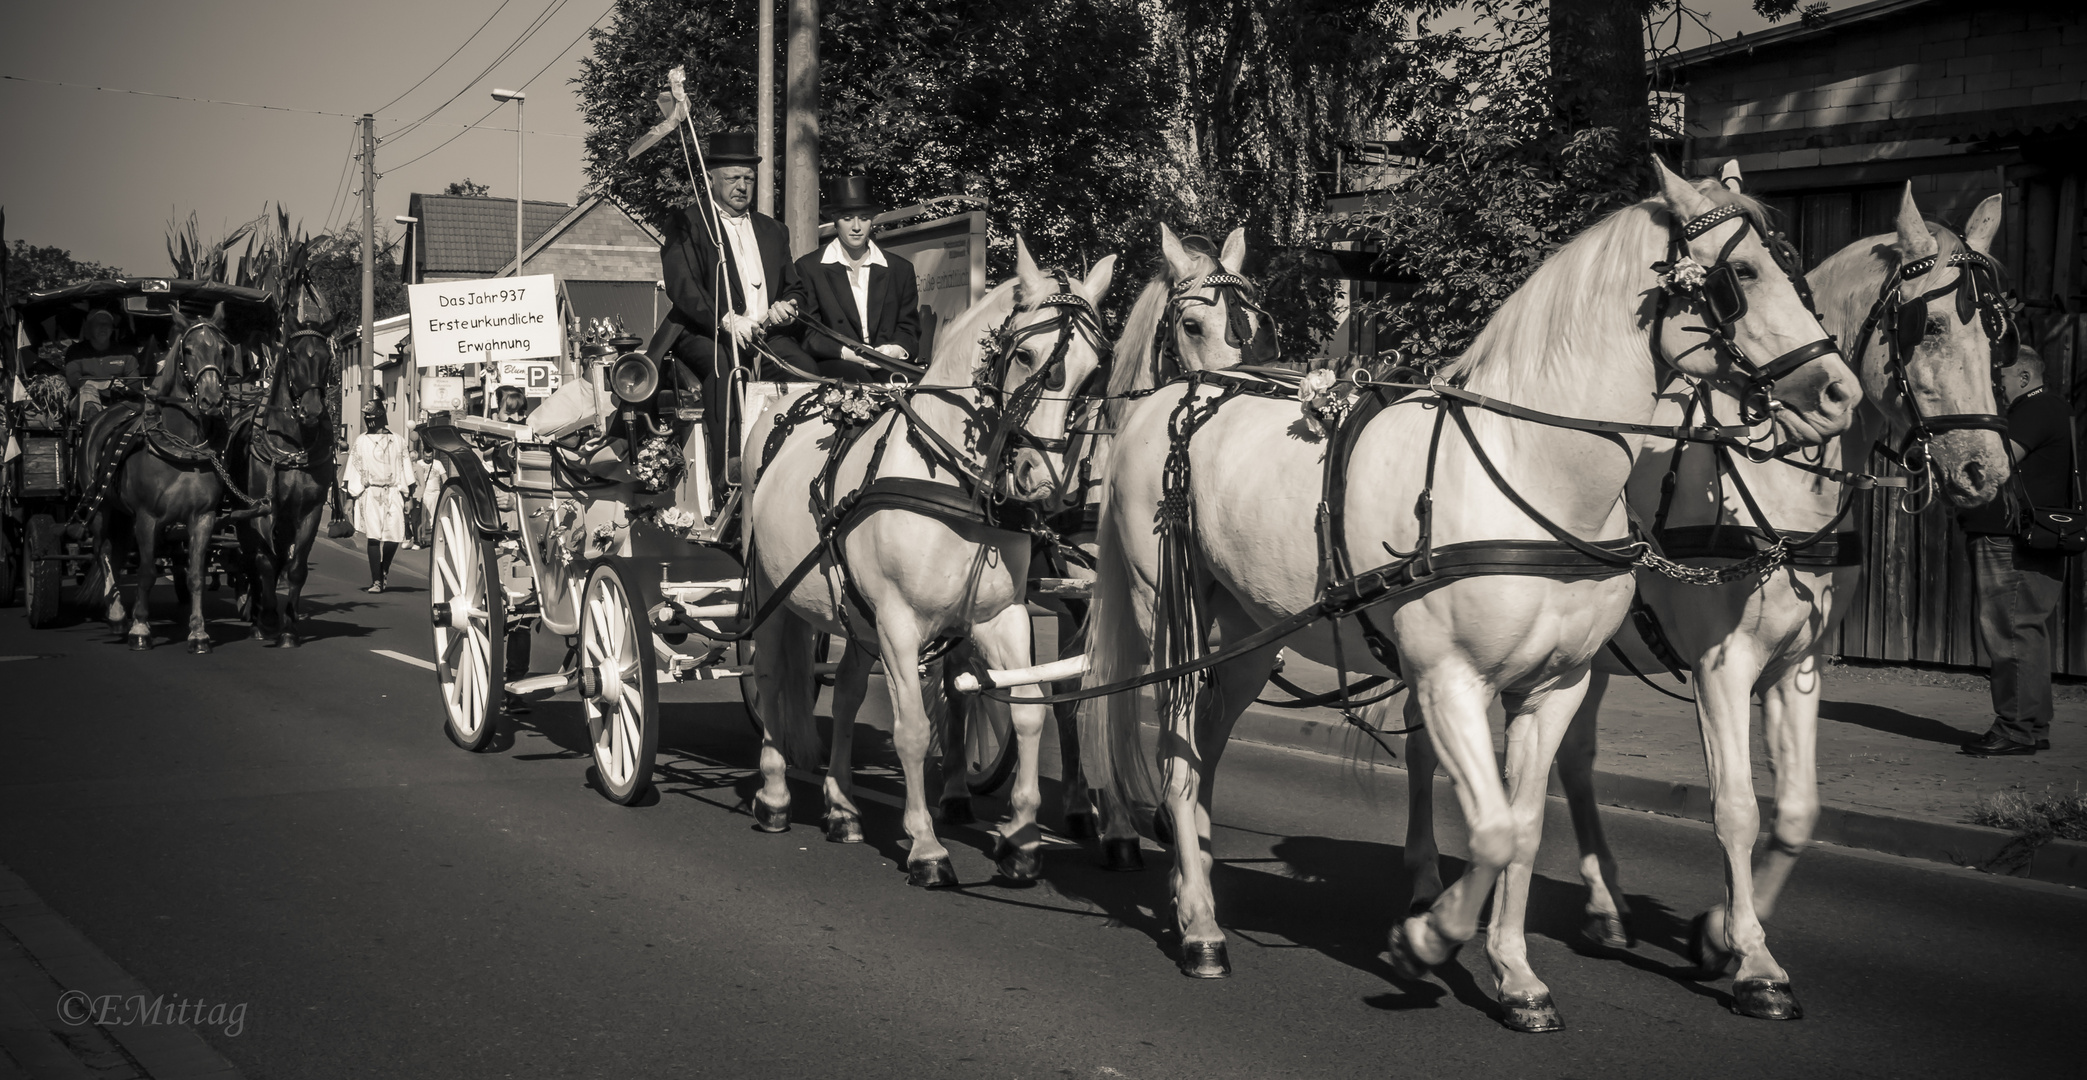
[71, 512, 109, 609]
[761, 610, 826, 769]
[1079, 479, 1157, 815]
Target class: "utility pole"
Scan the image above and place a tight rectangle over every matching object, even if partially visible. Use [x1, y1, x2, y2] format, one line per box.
[757, 0, 775, 217]
[359, 112, 376, 439]
[784, 0, 818, 257]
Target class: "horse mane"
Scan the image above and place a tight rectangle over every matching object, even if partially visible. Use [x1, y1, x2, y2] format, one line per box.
[1108, 245, 1222, 402]
[926, 276, 1023, 385]
[1440, 180, 1771, 403]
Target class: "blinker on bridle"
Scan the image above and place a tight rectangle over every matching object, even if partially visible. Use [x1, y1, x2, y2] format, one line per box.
[1171, 271, 1280, 365]
[1848, 237, 2014, 453]
[979, 272, 1113, 506]
[1655, 201, 1841, 424]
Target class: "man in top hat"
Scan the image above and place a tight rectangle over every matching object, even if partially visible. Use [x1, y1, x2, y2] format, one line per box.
[658, 130, 812, 487]
[795, 176, 920, 382]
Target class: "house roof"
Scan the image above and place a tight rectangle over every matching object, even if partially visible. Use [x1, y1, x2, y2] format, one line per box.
[1654, 0, 1944, 74]
[408, 193, 572, 277]
[494, 194, 663, 277]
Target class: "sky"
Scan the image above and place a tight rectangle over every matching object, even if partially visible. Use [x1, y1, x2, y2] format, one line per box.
[0, 0, 1789, 277]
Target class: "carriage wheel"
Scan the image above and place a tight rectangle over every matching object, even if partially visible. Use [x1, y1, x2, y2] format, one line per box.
[24, 514, 63, 629]
[959, 683, 1018, 796]
[582, 562, 659, 805]
[431, 488, 505, 752]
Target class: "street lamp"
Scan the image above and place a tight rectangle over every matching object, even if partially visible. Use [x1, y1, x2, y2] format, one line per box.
[393, 215, 419, 285]
[490, 89, 526, 275]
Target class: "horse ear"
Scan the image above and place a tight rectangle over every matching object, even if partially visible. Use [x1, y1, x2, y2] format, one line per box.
[1218, 227, 1247, 275]
[1652, 156, 1715, 221]
[169, 307, 192, 331]
[210, 301, 227, 327]
[1079, 254, 1117, 301]
[1719, 160, 1744, 193]
[1963, 193, 2003, 255]
[1894, 182, 1939, 259]
[1014, 233, 1048, 294]
[1159, 223, 1196, 282]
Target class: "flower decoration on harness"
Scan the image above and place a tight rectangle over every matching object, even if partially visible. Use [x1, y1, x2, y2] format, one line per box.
[816, 384, 882, 429]
[631, 433, 686, 493]
[1297, 366, 1360, 438]
[1652, 255, 1709, 296]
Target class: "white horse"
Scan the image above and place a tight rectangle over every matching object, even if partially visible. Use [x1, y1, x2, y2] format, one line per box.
[1402, 181, 2010, 1022]
[1080, 159, 1859, 1029]
[742, 237, 1116, 886]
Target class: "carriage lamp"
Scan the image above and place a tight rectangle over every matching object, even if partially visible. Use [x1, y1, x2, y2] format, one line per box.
[609, 351, 659, 404]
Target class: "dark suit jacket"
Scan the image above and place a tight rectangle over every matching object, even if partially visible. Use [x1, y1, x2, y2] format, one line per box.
[659, 203, 809, 347]
[794, 243, 921, 362]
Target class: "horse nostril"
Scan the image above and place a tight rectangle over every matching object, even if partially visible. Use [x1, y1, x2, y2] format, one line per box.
[1825, 377, 1856, 406]
[1963, 461, 1988, 490]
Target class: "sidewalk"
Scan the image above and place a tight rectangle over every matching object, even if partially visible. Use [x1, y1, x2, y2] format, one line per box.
[1232, 651, 2087, 885]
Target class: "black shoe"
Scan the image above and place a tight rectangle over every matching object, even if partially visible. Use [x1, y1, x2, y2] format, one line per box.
[1962, 730, 2037, 757]
[2038, 738, 2052, 751]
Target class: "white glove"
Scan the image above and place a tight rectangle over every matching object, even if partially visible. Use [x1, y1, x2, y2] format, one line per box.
[875, 344, 909, 361]
[720, 313, 758, 347]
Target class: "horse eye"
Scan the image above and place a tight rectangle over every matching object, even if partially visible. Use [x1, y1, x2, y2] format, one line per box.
[1182, 319, 1204, 337]
[1733, 262, 1759, 281]
[1017, 346, 1038, 367]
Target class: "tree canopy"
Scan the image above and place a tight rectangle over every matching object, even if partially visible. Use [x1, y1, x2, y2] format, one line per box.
[5, 240, 123, 312]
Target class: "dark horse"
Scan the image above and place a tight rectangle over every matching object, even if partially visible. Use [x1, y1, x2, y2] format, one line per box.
[228, 327, 335, 647]
[79, 306, 235, 652]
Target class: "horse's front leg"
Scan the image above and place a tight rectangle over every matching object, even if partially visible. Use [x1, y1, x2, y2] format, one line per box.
[1052, 608, 1099, 839]
[1390, 668, 1515, 981]
[933, 646, 977, 826]
[880, 616, 956, 887]
[822, 643, 875, 843]
[972, 603, 1047, 883]
[127, 513, 159, 650]
[1398, 697, 1444, 914]
[100, 515, 130, 632]
[247, 515, 278, 642]
[279, 501, 323, 648]
[186, 511, 217, 653]
[1753, 651, 1822, 919]
[1556, 671, 1633, 948]
[1484, 671, 1593, 1033]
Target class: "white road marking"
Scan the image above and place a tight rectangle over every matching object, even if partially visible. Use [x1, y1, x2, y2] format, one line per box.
[0, 655, 59, 662]
[372, 649, 437, 671]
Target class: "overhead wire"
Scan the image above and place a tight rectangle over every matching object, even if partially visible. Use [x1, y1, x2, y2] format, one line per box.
[371, 0, 517, 116]
[381, 3, 611, 175]
[0, 73, 580, 136]
[322, 122, 358, 232]
[378, 0, 575, 148]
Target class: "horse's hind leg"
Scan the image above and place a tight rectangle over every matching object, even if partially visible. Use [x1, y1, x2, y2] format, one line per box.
[1557, 672, 1633, 948]
[126, 512, 159, 649]
[748, 607, 817, 832]
[973, 603, 1047, 883]
[1483, 671, 1594, 1033]
[932, 648, 977, 826]
[822, 643, 875, 843]
[98, 514, 130, 631]
[246, 518, 278, 641]
[1052, 609, 1100, 839]
[185, 511, 217, 653]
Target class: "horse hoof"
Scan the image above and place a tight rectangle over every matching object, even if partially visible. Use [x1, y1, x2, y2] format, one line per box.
[1582, 911, 1634, 950]
[277, 633, 299, 649]
[824, 817, 863, 844]
[938, 797, 975, 826]
[188, 639, 212, 655]
[750, 799, 791, 833]
[249, 625, 268, 642]
[1498, 991, 1566, 1033]
[1731, 979, 1803, 1021]
[1177, 941, 1231, 979]
[1100, 837, 1145, 872]
[990, 835, 1041, 883]
[1152, 807, 1175, 847]
[1387, 921, 1461, 982]
[1688, 912, 1737, 980]
[906, 857, 959, 888]
[126, 634, 153, 652]
[1062, 811, 1099, 840]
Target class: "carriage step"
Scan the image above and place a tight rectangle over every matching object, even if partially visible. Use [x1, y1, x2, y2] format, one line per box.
[1031, 577, 1091, 599]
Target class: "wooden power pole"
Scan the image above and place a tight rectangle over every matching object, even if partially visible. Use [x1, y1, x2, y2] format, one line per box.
[757, 0, 776, 217]
[784, 0, 818, 257]
[359, 112, 376, 437]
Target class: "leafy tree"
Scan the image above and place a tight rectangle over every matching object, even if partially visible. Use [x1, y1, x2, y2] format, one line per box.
[444, 178, 493, 198]
[305, 227, 407, 327]
[4, 240, 123, 311]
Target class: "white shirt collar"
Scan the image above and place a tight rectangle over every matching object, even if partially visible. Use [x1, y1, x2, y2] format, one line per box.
[821, 238, 887, 267]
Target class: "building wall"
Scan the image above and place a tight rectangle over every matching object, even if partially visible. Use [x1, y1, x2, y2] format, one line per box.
[518, 203, 662, 282]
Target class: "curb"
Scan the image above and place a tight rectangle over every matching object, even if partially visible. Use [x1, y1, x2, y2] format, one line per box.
[1227, 704, 2087, 889]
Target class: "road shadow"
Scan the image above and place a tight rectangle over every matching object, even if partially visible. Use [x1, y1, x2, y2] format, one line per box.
[1820, 698, 1981, 745]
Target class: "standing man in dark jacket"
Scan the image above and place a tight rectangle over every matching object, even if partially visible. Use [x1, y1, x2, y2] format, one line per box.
[658, 130, 812, 489]
[794, 176, 920, 382]
[1960, 345, 2077, 756]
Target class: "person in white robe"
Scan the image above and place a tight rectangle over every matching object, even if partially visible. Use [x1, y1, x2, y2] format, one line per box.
[344, 404, 411, 591]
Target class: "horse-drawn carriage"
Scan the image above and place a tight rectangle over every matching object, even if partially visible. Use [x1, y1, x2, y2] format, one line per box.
[2, 278, 279, 629]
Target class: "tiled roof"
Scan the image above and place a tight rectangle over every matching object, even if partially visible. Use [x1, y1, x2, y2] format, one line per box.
[409, 193, 571, 277]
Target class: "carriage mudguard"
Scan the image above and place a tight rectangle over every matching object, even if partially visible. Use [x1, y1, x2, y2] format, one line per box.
[420, 422, 510, 538]
[595, 527, 745, 632]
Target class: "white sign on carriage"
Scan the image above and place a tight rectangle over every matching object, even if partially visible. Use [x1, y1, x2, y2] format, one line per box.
[407, 274, 563, 368]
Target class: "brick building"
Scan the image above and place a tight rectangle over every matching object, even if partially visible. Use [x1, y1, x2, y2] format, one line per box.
[401, 193, 570, 283]
[1660, 0, 2087, 671]
[492, 195, 666, 338]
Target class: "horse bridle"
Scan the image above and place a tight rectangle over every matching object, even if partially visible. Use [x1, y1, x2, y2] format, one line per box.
[276, 330, 334, 428]
[167, 320, 230, 390]
[1847, 238, 2014, 458]
[255, 329, 334, 469]
[1156, 269, 1280, 382]
[1653, 202, 1841, 424]
[977, 270, 1114, 506]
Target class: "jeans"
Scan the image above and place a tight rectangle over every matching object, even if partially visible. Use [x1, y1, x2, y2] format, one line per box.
[1968, 535, 2066, 745]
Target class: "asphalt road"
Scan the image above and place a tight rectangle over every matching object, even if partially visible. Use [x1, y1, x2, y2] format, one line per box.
[1, 539, 2082, 1079]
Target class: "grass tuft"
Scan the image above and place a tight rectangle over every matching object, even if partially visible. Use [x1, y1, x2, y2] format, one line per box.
[1970, 788, 2087, 873]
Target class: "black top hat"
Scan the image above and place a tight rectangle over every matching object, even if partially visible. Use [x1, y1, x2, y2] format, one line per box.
[823, 175, 882, 220]
[704, 131, 760, 167]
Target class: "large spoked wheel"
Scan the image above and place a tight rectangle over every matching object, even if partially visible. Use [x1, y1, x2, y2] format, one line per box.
[431, 487, 505, 751]
[582, 562, 659, 805]
[23, 513, 63, 629]
[947, 644, 1018, 795]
